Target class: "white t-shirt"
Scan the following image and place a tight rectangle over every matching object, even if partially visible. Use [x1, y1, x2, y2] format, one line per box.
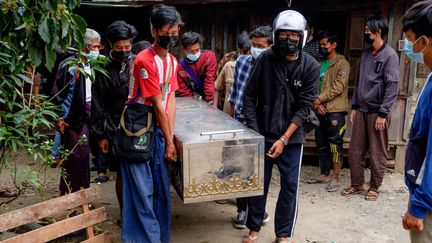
[83, 64, 92, 102]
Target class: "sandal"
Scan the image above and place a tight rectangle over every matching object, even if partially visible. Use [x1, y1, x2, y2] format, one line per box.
[275, 237, 293, 243]
[0, 187, 18, 197]
[326, 182, 340, 192]
[306, 176, 330, 184]
[215, 200, 227, 204]
[243, 235, 258, 243]
[365, 189, 380, 201]
[341, 186, 364, 196]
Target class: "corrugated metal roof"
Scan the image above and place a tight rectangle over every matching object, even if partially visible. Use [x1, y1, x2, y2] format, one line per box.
[81, 0, 162, 7]
[81, 0, 263, 7]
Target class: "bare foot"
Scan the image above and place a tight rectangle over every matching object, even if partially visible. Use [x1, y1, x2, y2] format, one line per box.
[307, 174, 330, 184]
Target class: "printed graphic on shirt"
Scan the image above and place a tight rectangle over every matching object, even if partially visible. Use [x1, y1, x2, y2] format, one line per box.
[140, 68, 149, 79]
[293, 79, 302, 88]
[338, 70, 348, 77]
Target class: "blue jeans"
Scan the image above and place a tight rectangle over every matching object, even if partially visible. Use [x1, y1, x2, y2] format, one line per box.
[51, 131, 61, 159]
[246, 142, 303, 237]
[121, 129, 171, 243]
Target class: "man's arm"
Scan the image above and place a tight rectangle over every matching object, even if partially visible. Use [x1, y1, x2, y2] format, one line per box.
[150, 94, 176, 161]
[203, 51, 217, 102]
[291, 60, 320, 128]
[408, 115, 432, 219]
[242, 58, 263, 132]
[213, 62, 228, 108]
[379, 52, 400, 118]
[176, 63, 194, 97]
[404, 99, 432, 231]
[90, 75, 109, 153]
[51, 62, 72, 112]
[51, 60, 75, 133]
[167, 94, 176, 142]
[228, 59, 242, 117]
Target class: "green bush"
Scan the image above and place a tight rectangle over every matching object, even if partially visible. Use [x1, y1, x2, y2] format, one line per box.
[0, 0, 100, 200]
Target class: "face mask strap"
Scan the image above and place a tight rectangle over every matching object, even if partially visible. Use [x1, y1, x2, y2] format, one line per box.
[411, 36, 429, 54]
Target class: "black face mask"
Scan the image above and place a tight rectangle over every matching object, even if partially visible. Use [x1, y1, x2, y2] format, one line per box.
[157, 35, 178, 49]
[111, 51, 132, 62]
[319, 47, 329, 57]
[276, 38, 300, 56]
[363, 33, 374, 45]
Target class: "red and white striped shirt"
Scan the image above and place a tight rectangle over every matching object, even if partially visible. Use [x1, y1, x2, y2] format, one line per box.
[128, 45, 178, 111]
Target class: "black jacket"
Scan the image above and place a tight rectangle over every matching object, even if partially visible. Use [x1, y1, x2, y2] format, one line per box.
[90, 56, 134, 141]
[51, 56, 90, 132]
[243, 47, 320, 144]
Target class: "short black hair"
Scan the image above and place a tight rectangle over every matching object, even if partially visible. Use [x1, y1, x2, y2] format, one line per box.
[106, 21, 137, 43]
[366, 15, 389, 39]
[306, 18, 313, 29]
[132, 40, 151, 54]
[403, 0, 432, 38]
[150, 4, 184, 30]
[249, 25, 273, 45]
[316, 29, 339, 44]
[237, 31, 251, 51]
[181, 31, 203, 49]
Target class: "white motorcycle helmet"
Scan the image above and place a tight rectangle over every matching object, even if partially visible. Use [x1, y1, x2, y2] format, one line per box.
[273, 10, 308, 49]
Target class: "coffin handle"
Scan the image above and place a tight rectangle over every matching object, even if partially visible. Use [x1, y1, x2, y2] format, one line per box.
[200, 129, 244, 140]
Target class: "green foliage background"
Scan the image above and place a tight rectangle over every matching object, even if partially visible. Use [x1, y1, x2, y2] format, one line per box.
[0, 0, 89, 200]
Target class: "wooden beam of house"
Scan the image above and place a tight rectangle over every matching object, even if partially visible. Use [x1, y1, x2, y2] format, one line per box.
[81, 0, 263, 7]
[81, 0, 163, 7]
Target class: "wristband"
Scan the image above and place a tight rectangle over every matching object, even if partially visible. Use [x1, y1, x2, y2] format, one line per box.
[279, 136, 288, 146]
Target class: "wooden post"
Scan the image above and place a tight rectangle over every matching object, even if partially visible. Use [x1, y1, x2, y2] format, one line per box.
[82, 204, 95, 239]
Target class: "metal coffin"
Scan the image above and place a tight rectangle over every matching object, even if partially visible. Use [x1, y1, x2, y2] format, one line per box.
[171, 97, 265, 204]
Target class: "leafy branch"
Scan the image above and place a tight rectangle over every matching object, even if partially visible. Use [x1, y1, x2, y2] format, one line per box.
[0, 0, 94, 201]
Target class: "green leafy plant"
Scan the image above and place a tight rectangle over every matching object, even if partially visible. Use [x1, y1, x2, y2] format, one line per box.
[0, 0, 101, 201]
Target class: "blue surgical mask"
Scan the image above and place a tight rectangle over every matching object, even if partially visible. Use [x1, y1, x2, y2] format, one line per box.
[404, 37, 427, 64]
[186, 51, 201, 62]
[251, 47, 266, 59]
[87, 50, 99, 61]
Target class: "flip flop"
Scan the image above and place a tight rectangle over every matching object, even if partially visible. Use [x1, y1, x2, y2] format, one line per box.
[365, 189, 380, 201]
[341, 186, 364, 196]
[0, 187, 18, 197]
[326, 182, 340, 192]
[275, 238, 293, 243]
[306, 176, 330, 184]
[243, 235, 258, 243]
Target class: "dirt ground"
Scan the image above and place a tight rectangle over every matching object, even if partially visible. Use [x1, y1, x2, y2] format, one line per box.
[0, 156, 410, 243]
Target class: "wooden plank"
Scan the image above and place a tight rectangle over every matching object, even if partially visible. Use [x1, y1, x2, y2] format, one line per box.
[82, 204, 94, 239]
[2, 207, 106, 243]
[81, 233, 111, 243]
[0, 186, 102, 232]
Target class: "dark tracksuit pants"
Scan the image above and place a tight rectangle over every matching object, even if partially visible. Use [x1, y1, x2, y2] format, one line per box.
[246, 143, 303, 237]
[315, 112, 347, 176]
[236, 116, 248, 213]
[348, 111, 390, 189]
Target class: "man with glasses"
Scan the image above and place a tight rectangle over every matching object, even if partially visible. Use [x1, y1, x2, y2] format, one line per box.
[177, 31, 217, 103]
[241, 10, 319, 243]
